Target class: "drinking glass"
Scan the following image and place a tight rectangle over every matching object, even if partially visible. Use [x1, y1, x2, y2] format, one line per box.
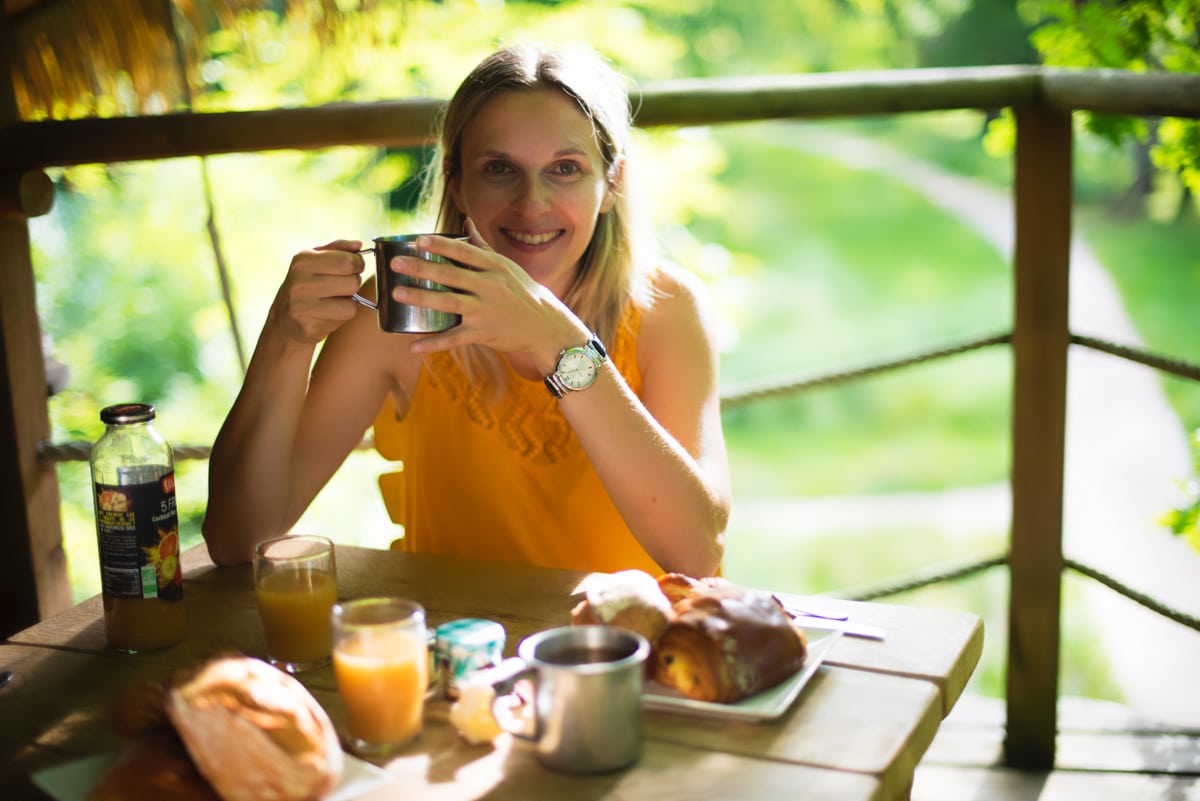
[331, 597, 429, 756]
[253, 534, 337, 673]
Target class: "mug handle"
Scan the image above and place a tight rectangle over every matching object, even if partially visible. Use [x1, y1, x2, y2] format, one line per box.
[351, 247, 378, 310]
[478, 657, 538, 742]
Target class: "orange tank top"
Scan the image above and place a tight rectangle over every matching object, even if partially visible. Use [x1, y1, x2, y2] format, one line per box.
[372, 305, 663, 574]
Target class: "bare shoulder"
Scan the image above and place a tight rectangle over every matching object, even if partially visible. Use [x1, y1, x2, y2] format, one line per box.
[638, 263, 719, 373]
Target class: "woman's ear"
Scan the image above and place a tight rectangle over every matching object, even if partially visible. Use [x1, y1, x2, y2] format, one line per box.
[600, 156, 624, 214]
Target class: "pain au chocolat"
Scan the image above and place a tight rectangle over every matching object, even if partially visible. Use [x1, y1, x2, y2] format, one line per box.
[570, 570, 808, 704]
[653, 582, 807, 703]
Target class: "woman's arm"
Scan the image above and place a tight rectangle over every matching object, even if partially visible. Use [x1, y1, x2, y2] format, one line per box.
[201, 241, 397, 566]
[555, 267, 731, 577]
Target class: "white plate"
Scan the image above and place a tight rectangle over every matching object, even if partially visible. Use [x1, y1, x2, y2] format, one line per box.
[32, 749, 393, 801]
[642, 627, 841, 721]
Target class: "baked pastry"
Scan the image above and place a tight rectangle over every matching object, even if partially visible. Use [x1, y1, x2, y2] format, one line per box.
[657, 572, 728, 605]
[87, 735, 221, 801]
[652, 584, 807, 703]
[166, 656, 343, 801]
[570, 569, 672, 644]
[90, 655, 343, 801]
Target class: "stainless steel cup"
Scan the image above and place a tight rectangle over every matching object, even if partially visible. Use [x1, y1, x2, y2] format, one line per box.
[487, 625, 650, 773]
[351, 234, 465, 333]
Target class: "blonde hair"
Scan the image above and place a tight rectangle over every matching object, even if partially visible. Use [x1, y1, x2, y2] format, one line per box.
[422, 43, 655, 389]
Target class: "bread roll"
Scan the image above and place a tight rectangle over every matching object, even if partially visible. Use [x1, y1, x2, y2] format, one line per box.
[653, 584, 807, 703]
[570, 569, 672, 644]
[166, 656, 343, 801]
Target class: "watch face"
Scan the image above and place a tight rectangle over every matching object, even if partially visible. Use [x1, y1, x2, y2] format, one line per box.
[557, 348, 599, 390]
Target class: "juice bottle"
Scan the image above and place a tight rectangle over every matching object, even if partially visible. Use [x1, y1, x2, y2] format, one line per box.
[90, 403, 186, 652]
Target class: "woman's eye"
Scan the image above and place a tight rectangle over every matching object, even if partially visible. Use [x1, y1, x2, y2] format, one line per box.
[483, 161, 515, 176]
[552, 161, 582, 177]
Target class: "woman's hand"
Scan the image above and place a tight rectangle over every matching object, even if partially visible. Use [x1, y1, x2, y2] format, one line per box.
[267, 240, 368, 346]
[385, 220, 583, 362]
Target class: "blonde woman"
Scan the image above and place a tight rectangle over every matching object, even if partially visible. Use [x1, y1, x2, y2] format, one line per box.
[203, 44, 730, 577]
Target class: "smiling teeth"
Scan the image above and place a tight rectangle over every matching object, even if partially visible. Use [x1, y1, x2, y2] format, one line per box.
[509, 230, 558, 245]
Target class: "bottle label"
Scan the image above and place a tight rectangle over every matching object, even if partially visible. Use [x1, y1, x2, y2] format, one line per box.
[94, 473, 183, 602]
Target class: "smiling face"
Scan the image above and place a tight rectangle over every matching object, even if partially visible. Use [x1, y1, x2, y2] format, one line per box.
[448, 88, 617, 297]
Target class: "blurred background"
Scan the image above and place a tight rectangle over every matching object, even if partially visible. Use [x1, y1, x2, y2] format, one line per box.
[13, 0, 1200, 723]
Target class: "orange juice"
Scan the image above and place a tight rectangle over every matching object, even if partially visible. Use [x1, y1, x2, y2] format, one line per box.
[334, 628, 428, 746]
[104, 595, 187, 652]
[255, 569, 337, 665]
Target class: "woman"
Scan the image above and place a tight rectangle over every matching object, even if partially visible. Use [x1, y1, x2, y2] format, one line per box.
[202, 43, 730, 577]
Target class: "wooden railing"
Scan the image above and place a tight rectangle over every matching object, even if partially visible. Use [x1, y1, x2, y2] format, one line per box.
[3, 66, 1200, 771]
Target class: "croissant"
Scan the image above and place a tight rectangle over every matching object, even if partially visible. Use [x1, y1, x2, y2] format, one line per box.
[652, 584, 807, 703]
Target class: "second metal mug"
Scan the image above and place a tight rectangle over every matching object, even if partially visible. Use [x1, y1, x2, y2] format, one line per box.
[351, 234, 465, 333]
[487, 625, 650, 773]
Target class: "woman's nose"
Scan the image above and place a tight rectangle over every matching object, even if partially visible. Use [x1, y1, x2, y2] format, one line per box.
[513, 176, 551, 215]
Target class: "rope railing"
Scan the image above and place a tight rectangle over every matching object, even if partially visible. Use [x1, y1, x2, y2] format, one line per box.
[822, 552, 1200, 635]
[720, 332, 1011, 411]
[37, 437, 376, 464]
[830, 553, 1010, 602]
[1071, 334, 1200, 383]
[1065, 557, 1200, 634]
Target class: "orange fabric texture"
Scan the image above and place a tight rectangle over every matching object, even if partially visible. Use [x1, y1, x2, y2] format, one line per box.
[373, 305, 662, 574]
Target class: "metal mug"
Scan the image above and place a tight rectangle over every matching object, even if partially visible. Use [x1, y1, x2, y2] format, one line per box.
[486, 625, 650, 773]
[351, 234, 466, 333]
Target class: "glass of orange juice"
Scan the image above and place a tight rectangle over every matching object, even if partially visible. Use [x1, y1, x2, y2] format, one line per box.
[253, 534, 338, 673]
[331, 597, 429, 756]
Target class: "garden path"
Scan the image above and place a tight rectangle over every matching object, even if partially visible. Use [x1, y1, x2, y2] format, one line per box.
[731, 122, 1200, 726]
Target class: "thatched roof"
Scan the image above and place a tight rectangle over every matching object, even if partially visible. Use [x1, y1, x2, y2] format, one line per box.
[5, 0, 346, 120]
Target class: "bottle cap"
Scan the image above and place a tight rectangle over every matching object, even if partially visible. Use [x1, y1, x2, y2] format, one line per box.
[100, 403, 156, 424]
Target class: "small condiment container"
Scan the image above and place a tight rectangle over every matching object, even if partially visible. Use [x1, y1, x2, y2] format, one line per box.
[434, 619, 506, 699]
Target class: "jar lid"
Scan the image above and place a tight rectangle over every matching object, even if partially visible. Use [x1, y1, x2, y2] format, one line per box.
[100, 403, 156, 424]
[435, 618, 506, 649]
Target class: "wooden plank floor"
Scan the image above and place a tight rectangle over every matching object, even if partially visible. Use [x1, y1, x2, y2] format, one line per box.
[912, 695, 1200, 801]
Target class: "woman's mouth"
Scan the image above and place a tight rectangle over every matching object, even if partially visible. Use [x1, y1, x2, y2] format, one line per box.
[504, 229, 562, 248]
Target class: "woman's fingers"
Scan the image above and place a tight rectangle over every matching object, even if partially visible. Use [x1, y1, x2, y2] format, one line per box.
[315, 239, 365, 255]
[272, 243, 373, 344]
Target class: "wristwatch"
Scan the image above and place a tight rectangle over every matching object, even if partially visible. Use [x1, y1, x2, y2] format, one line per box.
[544, 334, 608, 399]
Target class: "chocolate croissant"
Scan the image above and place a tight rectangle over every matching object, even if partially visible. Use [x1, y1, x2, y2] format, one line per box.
[652, 584, 807, 703]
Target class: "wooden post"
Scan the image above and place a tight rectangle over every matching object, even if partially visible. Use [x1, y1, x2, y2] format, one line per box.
[1005, 103, 1072, 769]
[0, 10, 70, 638]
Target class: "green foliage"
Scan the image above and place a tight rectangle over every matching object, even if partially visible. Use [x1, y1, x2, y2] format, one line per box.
[1160, 431, 1200, 552]
[1018, 0, 1200, 197]
[919, 0, 1040, 67]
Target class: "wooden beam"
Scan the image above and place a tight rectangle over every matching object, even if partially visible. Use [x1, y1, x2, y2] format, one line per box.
[1041, 68, 1200, 120]
[0, 169, 54, 217]
[0, 98, 444, 169]
[1005, 103, 1072, 769]
[633, 66, 1042, 128]
[0, 0, 69, 638]
[0, 66, 1037, 170]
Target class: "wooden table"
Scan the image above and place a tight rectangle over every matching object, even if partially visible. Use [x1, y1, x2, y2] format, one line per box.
[1, 545, 983, 800]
